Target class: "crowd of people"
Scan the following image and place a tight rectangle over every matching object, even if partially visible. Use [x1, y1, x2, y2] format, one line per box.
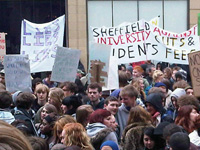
[0, 61, 199, 150]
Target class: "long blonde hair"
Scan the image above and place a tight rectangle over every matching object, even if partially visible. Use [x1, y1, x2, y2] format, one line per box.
[62, 123, 93, 150]
[131, 77, 146, 100]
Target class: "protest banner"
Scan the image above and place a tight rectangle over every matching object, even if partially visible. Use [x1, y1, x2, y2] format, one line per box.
[51, 46, 81, 82]
[91, 19, 200, 65]
[4, 55, 32, 93]
[0, 33, 6, 62]
[188, 51, 200, 97]
[20, 15, 65, 73]
[89, 42, 117, 89]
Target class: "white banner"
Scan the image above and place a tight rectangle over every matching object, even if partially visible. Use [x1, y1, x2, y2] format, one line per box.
[92, 19, 200, 65]
[51, 46, 81, 83]
[4, 55, 32, 93]
[20, 15, 65, 73]
[0, 33, 6, 61]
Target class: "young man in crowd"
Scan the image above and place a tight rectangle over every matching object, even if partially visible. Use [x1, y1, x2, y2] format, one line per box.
[87, 82, 104, 110]
[104, 96, 119, 116]
[116, 85, 138, 137]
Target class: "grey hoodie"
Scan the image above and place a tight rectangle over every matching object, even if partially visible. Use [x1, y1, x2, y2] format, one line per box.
[170, 88, 186, 107]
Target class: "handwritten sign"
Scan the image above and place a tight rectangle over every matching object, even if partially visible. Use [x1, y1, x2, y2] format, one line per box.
[51, 46, 81, 82]
[188, 51, 200, 97]
[0, 33, 6, 62]
[20, 15, 65, 73]
[4, 55, 32, 93]
[89, 43, 117, 89]
[92, 19, 199, 65]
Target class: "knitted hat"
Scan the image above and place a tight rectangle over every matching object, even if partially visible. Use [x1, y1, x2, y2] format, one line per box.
[154, 82, 166, 88]
[100, 141, 119, 150]
[110, 89, 121, 99]
[126, 66, 133, 73]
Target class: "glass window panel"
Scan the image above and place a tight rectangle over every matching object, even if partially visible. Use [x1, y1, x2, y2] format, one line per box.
[139, 0, 163, 28]
[88, 1, 112, 42]
[164, 0, 187, 33]
[113, 1, 138, 26]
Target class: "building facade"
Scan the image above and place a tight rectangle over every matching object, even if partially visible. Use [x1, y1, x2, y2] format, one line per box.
[67, 0, 200, 70]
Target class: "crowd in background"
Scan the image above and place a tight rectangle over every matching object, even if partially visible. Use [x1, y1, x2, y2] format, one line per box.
[0, 60, 199, 150]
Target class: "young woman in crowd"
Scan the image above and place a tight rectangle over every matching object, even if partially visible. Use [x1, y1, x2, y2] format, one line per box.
[143, 127, 157, 150]
[35, 103, 58, 127]
[175, 105, 199, 134]
[53, 115, 76, 145]
[61, 123, 93, 150]
[48, 87, 65, 115]
[120, 105, 153, 150]
[145, 93, 168, 126]
[40, 113, 57, 149]
[131, 77, 146, 103]
[86, 109, 118, 150]
[76, 105, 94, 128]
[61, 95, 82, 115]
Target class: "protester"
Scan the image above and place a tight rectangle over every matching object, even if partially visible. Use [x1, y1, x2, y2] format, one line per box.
[0, 90, 15, 124]
[76, 105, 94, 128]
[185, 85, 194, 95]
[61, 95, 82, 116]
[0, 120, 32, 150]
[13, 92, 38, 136]
[175, 105, 199, 134]
[100, 141, 119, 150]
[86, 109, 118, 150]
[104, 96, 119, 116]
[35, 103, 58, 126]
[28, 136, 49, 150]
[59, 81, 78, 97]
[87, 82, 104, 110]
[132, 65, 149, 90]
[42, 71, 57, 88]
[48, 87, 64, 115]
[131, 77, 146, 104]
[145, 93, 168, 126]
[116, 85, 139, 137]
[53, 115, 76, 145]
[143, 127, 157, 150]
[166, 88, 186, 121]
[169, 132, 190, 150]
[61, 123, 93, 150]
[121, 106, 153, 150]
[32, 83, 49, 113]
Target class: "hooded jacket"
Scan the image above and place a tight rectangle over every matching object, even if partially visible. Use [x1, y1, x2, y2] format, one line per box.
[145, 93, 166, 115]
[86, 123, 118, 150]
[166, 88, 186, 120]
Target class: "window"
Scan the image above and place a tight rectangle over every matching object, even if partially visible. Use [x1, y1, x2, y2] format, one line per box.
[88, 0, 188, 43]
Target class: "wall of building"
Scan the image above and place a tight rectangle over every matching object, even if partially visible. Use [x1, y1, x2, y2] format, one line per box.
[67, 0, 200, 72]
[190, 0, 200, 28]
[68, 0, 88, 71]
